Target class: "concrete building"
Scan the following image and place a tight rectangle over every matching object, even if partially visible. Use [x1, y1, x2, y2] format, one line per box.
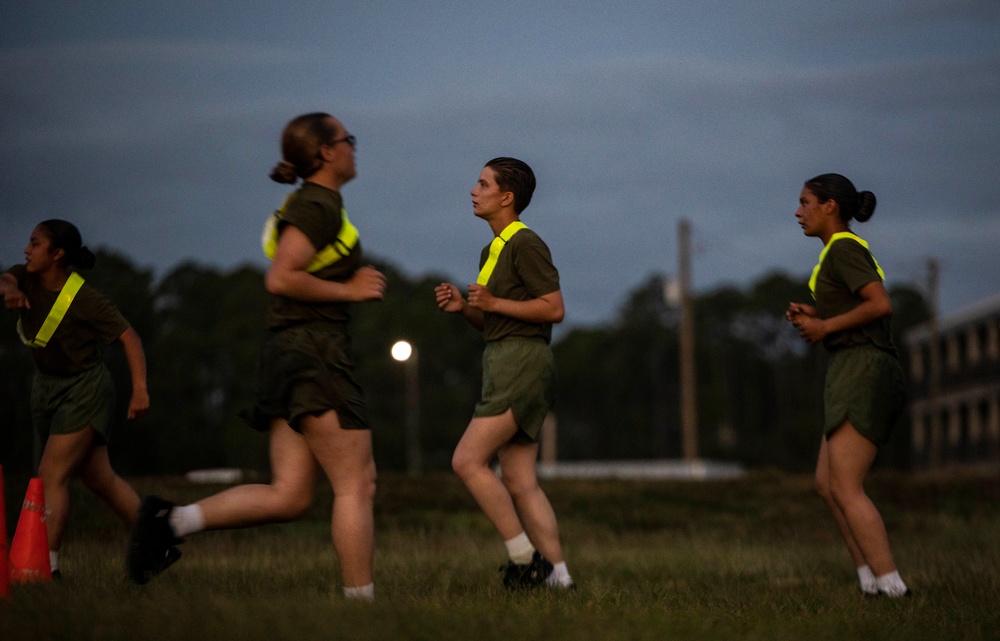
[905, 294, 1000, 470]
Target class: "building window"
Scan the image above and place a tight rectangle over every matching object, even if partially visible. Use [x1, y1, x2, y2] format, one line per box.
[967, 325, 983, 367]
[910, 344, 925, 381]
[946, 335, 960, 373]
[986, 321, 1000, 361]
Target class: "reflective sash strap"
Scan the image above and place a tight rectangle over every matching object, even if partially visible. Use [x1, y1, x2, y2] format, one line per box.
[306, 211, 359, 273]
[808, 231, 886, 300]
[476, 221, 528, 286]
[261, 192, 297, 259]
[261, 192, 359, 273]
[17, 272, 85, 348]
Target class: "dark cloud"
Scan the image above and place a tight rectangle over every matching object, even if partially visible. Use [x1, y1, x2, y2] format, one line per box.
[2, 2, 997, 327]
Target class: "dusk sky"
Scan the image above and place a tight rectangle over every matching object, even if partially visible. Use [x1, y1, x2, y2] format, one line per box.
[3, 1, 998, 329]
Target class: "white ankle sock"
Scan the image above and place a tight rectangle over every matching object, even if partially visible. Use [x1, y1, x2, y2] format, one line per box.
[545, 561, 574, 588]
[49, 551, 59, 573]
[343, 583, 374, 600]
[504, 532, 535, 565]
[168, 504, 205, 538]
[857, 565, 877, 594]
[875, 570, 909, 597]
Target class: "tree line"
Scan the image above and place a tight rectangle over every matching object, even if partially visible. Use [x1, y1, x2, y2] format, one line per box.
[0, 251, 929, 477]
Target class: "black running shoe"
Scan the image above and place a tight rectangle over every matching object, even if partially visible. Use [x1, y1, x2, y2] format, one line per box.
[501, 551, 553, 590]
[127, 495, 184, 584]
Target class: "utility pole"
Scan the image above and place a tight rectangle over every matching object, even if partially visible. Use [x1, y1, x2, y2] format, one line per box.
[678, 219, 698, 461]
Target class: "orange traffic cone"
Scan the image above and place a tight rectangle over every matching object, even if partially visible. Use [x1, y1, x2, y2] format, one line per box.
[0, 466, 10, 598]
[8, 478, 51, 584]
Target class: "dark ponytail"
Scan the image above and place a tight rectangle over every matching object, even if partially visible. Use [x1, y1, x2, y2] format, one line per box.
[37, 219, 96, 270]
[804, 173, 877, 223]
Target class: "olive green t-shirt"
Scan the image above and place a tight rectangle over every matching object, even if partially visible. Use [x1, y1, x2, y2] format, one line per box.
[266, 182, 364, 330]
[479, 227, 560, 343]
[814, 237, 896, 355]
[6, 265, 130, 375]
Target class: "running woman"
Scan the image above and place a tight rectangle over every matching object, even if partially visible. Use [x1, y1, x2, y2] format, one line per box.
[2, 219, 150, 578]
[435, 157, 573, 590]
[786, 173, 910, 598]
[127, 112, 384, 600]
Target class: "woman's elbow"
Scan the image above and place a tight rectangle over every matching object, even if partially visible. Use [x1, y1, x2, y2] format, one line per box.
[545, 292, 565, 324]
[119, 326, 143, 347]
[875, 294, 894, 319]
[264, 270, 288, 296]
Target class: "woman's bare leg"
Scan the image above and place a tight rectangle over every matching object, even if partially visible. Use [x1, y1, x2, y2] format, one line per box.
[300, 411, 377, 589]
[451, 410, 523, 540]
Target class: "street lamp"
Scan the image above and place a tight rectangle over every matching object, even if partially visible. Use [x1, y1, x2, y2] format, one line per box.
[391, 340, 422, 476]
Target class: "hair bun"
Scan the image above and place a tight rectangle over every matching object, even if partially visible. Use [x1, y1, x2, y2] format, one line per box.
[269, 160, 299, 185]
[76, 245, 97, 269]
[855, 191, 877, 223]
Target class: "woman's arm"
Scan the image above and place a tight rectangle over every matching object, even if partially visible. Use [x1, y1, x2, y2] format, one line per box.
[435, 282, 485, 331]
[264, 224, 385, 303]
[792, 280, 892, 344]
[466, 285, 564, 324]
[1, 273, 29, 310]
[118, 326, 150, 419]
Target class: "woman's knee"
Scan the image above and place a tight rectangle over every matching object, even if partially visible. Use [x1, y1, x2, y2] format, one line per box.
[450, 452, 465, 478]
[261, 476, 315, 520]
[343, 460, 377, 495]
[328, 459, 377, 503]
[38, 458, 73, 487]
[451, 448, 477, 480]
[274, 490, 314, 521]
[828, 478, 864, 509]
[80, 467, 115, 494]
[354, 472, 377, 503]
[814, 471, 833, 502]
[501, 471, 538, 499]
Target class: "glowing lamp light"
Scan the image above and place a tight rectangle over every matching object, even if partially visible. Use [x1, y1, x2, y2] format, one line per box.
[391, 340, 413, 362]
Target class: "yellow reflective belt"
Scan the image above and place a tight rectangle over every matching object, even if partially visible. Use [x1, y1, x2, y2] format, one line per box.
[476, 221, 527, 286]
[17, 272, 85, 348]
[808, 231, 886, 300]
[261, 192, 359, 273]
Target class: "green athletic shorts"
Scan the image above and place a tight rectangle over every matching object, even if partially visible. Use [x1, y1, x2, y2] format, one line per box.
[31, 362, 116, 443]
[824, 344, 905, 446]
[474, 337, 555, 444]
[243, 323, 370, 433]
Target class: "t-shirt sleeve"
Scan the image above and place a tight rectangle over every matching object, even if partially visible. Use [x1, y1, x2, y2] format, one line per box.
[281, 194, 343, 253]
[831, 240, 882, 294]
[79, 286, 131, 344]
[513, 234, 560, 298]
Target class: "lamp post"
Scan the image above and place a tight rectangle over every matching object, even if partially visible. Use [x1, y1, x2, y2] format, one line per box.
[391, 340, 422, 476]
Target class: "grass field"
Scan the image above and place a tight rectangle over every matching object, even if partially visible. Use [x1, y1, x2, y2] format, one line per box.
[2, 470, 998, 640]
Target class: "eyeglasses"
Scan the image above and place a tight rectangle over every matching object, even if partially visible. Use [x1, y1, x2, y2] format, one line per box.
[329, 134, 357, 149]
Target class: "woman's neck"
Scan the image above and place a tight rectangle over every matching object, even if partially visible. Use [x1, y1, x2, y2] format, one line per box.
[820, 222, 850, 245]
[37, 266, 69, 291]
[304, 164, 344, 192]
